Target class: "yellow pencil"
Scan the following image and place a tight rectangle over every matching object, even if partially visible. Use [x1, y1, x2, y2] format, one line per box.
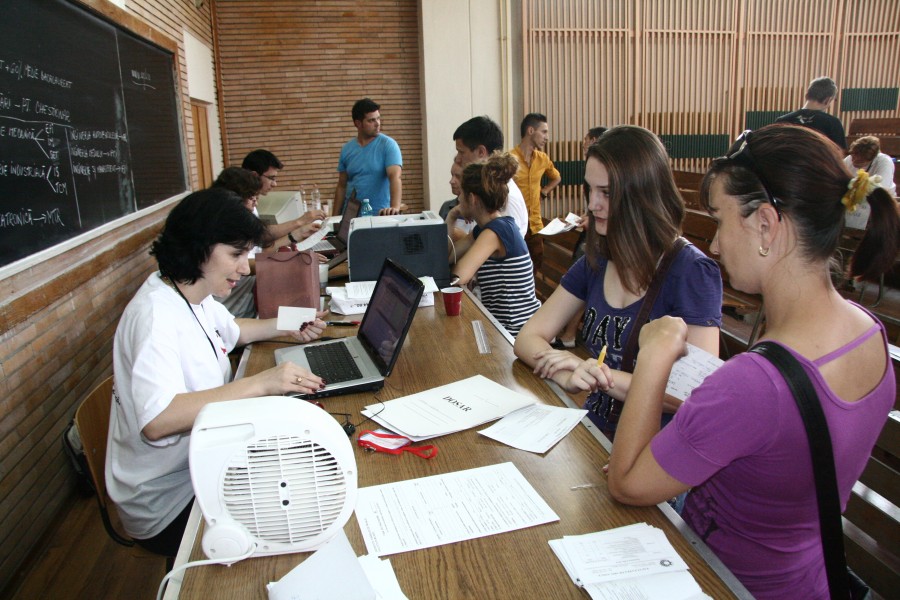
[597, 344, 607, 366]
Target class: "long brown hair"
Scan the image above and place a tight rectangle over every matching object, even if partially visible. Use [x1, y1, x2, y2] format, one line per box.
[585, 125, 684, 294]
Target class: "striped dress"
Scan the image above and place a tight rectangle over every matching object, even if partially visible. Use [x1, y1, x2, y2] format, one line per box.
[472, 216, 542, 336]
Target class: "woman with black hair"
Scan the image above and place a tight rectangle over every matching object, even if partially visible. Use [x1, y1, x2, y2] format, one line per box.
[607, 125, 899, 598]
[107, 188, 326, 557]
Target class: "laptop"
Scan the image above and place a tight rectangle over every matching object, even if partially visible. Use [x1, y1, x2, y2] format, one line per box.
[311, 193, 361, 269]
[273, 258, 425, 399]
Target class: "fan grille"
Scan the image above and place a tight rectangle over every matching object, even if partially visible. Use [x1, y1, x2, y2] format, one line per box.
[222, 435, 348, 544]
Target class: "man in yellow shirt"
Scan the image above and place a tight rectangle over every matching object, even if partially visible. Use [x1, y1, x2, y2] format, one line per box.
[511, 113, 561, 273]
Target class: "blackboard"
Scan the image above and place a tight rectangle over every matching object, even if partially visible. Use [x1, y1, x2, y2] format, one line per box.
[0, 0, 187, 268]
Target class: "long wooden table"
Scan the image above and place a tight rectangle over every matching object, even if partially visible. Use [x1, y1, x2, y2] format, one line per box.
[172, 291, 750, 599]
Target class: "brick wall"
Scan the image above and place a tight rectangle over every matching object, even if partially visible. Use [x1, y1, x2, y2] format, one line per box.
[0, 0, 426, 590]
[0, 0, 210, 589]
[214, 0, 424, 210]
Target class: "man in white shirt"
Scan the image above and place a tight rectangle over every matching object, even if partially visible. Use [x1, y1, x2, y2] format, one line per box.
[451, 116, 529, 237]
[845, 136, 897, 197]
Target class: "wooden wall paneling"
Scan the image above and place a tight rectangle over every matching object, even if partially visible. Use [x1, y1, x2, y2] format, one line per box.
[522, 0, 900, 217]
[214, 0, 423, 210]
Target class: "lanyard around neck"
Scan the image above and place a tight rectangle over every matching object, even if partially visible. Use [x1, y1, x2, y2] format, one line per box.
[165, 276, 223, 361]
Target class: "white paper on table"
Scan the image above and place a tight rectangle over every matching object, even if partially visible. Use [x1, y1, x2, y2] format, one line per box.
[357, 555, 409, 600]
[665, 343, 724, 401]
[355, 462, 559, 556]
[266, 531, 376, 600]
[276, 306, 318, 331]
[346, 277, 438, 300]
[293, 225, 330, 251]
[561, 524, 690, 585]
[538, 218, 575, 235]
[478, 404, 587, 454]
[538, 213, 582, 236]
[360, 375, 535, 440]
[583, 572, 705, 600]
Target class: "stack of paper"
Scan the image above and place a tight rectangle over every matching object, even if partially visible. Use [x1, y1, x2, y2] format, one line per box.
[549, 523, 710, 600]
[327, 277, 438, 315]
[360, 375, 535, 441]
[538, 212, 582, 235]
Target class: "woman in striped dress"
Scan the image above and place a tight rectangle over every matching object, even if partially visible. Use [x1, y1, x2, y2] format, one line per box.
[445, 153, 541, 336]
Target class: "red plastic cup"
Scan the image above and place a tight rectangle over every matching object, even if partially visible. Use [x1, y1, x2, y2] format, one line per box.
[441, 286, 463, 316]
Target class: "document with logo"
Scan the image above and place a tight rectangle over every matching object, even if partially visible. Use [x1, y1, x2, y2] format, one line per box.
[549, 524, 709, 599]
[360, 375, 535, 441]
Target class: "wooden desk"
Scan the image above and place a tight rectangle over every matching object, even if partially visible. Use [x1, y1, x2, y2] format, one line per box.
[174, 292, 750, 599]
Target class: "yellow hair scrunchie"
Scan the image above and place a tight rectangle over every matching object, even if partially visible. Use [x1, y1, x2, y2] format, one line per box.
[842, 169, 882, 212]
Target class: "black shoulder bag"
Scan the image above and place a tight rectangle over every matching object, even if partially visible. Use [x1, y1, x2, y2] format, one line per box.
[750, 341, 871, 600]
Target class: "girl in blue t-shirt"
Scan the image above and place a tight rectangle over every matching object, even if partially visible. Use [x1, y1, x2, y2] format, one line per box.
[514, 126, 722, 437]
[445, 153, 541, 336]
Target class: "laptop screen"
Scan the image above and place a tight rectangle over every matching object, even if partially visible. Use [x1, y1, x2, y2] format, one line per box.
[357, 259, 424, 374]
[336, 195, 361, 243]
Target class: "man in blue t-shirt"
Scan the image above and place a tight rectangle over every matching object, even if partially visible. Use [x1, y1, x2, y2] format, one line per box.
[332, 98, 403, 215]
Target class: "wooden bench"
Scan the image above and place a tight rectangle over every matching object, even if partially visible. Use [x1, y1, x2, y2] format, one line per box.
[844, 409, 900, 598]
[536, 225, 581, 302]
[673, 170, 705, 210]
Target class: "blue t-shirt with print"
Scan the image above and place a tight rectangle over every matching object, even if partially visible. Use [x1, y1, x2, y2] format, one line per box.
[560, 244, 723, 433]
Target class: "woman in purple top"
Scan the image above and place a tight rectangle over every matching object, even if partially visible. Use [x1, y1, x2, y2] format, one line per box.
[515, 126, 722, 436]
[607, 125, 899, 599]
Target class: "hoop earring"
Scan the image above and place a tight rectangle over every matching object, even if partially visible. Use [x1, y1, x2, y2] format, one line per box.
[758, 246, 770, 257]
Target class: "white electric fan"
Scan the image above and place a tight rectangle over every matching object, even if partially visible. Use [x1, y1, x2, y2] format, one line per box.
[189, 396, 357, 562]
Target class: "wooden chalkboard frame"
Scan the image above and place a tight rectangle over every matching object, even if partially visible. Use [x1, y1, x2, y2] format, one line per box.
[0, 0, 190, 277]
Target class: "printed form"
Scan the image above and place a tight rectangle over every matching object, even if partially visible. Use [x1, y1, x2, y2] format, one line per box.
[355, 462, 559, 556]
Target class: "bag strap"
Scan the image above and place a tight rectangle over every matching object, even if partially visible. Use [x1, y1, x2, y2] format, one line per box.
[620, 237, 688, 373]
[750, 341, 850, 600]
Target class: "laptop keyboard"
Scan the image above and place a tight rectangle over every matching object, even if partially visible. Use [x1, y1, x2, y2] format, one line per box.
[311, 239, 337, 252]
[304, 343, 363, 383]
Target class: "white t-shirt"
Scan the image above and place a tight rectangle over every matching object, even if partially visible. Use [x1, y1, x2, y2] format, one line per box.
[844, 152, 897, 197]
[503, 179, 529, 237]
[106, 273, 240, 538]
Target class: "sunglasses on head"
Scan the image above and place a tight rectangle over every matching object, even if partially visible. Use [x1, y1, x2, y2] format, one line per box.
[721, 129, 782, 220]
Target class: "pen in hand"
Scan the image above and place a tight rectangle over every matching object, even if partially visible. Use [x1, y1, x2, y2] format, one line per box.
[326, 321, 359, 327]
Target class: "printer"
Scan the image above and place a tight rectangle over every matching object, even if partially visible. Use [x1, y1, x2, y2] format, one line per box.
[347, 211, 451, 286]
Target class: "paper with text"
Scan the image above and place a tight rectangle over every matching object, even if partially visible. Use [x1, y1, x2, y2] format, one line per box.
[478, 404, 587, 453]
[355, 462, 559, 556]
[360, 375, 535, 441]
[293, 225, 330, 251]
[665, 343, 724, 401]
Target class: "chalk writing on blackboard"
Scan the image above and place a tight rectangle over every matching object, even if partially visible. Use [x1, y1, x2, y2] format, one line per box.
[0, 0, 187, 268]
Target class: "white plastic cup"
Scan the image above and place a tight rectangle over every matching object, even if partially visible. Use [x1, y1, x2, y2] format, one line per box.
[319, 263, 329, 290]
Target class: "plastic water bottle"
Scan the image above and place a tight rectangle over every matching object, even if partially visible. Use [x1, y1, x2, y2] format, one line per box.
[297, 187, 307, 213]
[310, 185, 322, 211]
[360, 198, 374, 217]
